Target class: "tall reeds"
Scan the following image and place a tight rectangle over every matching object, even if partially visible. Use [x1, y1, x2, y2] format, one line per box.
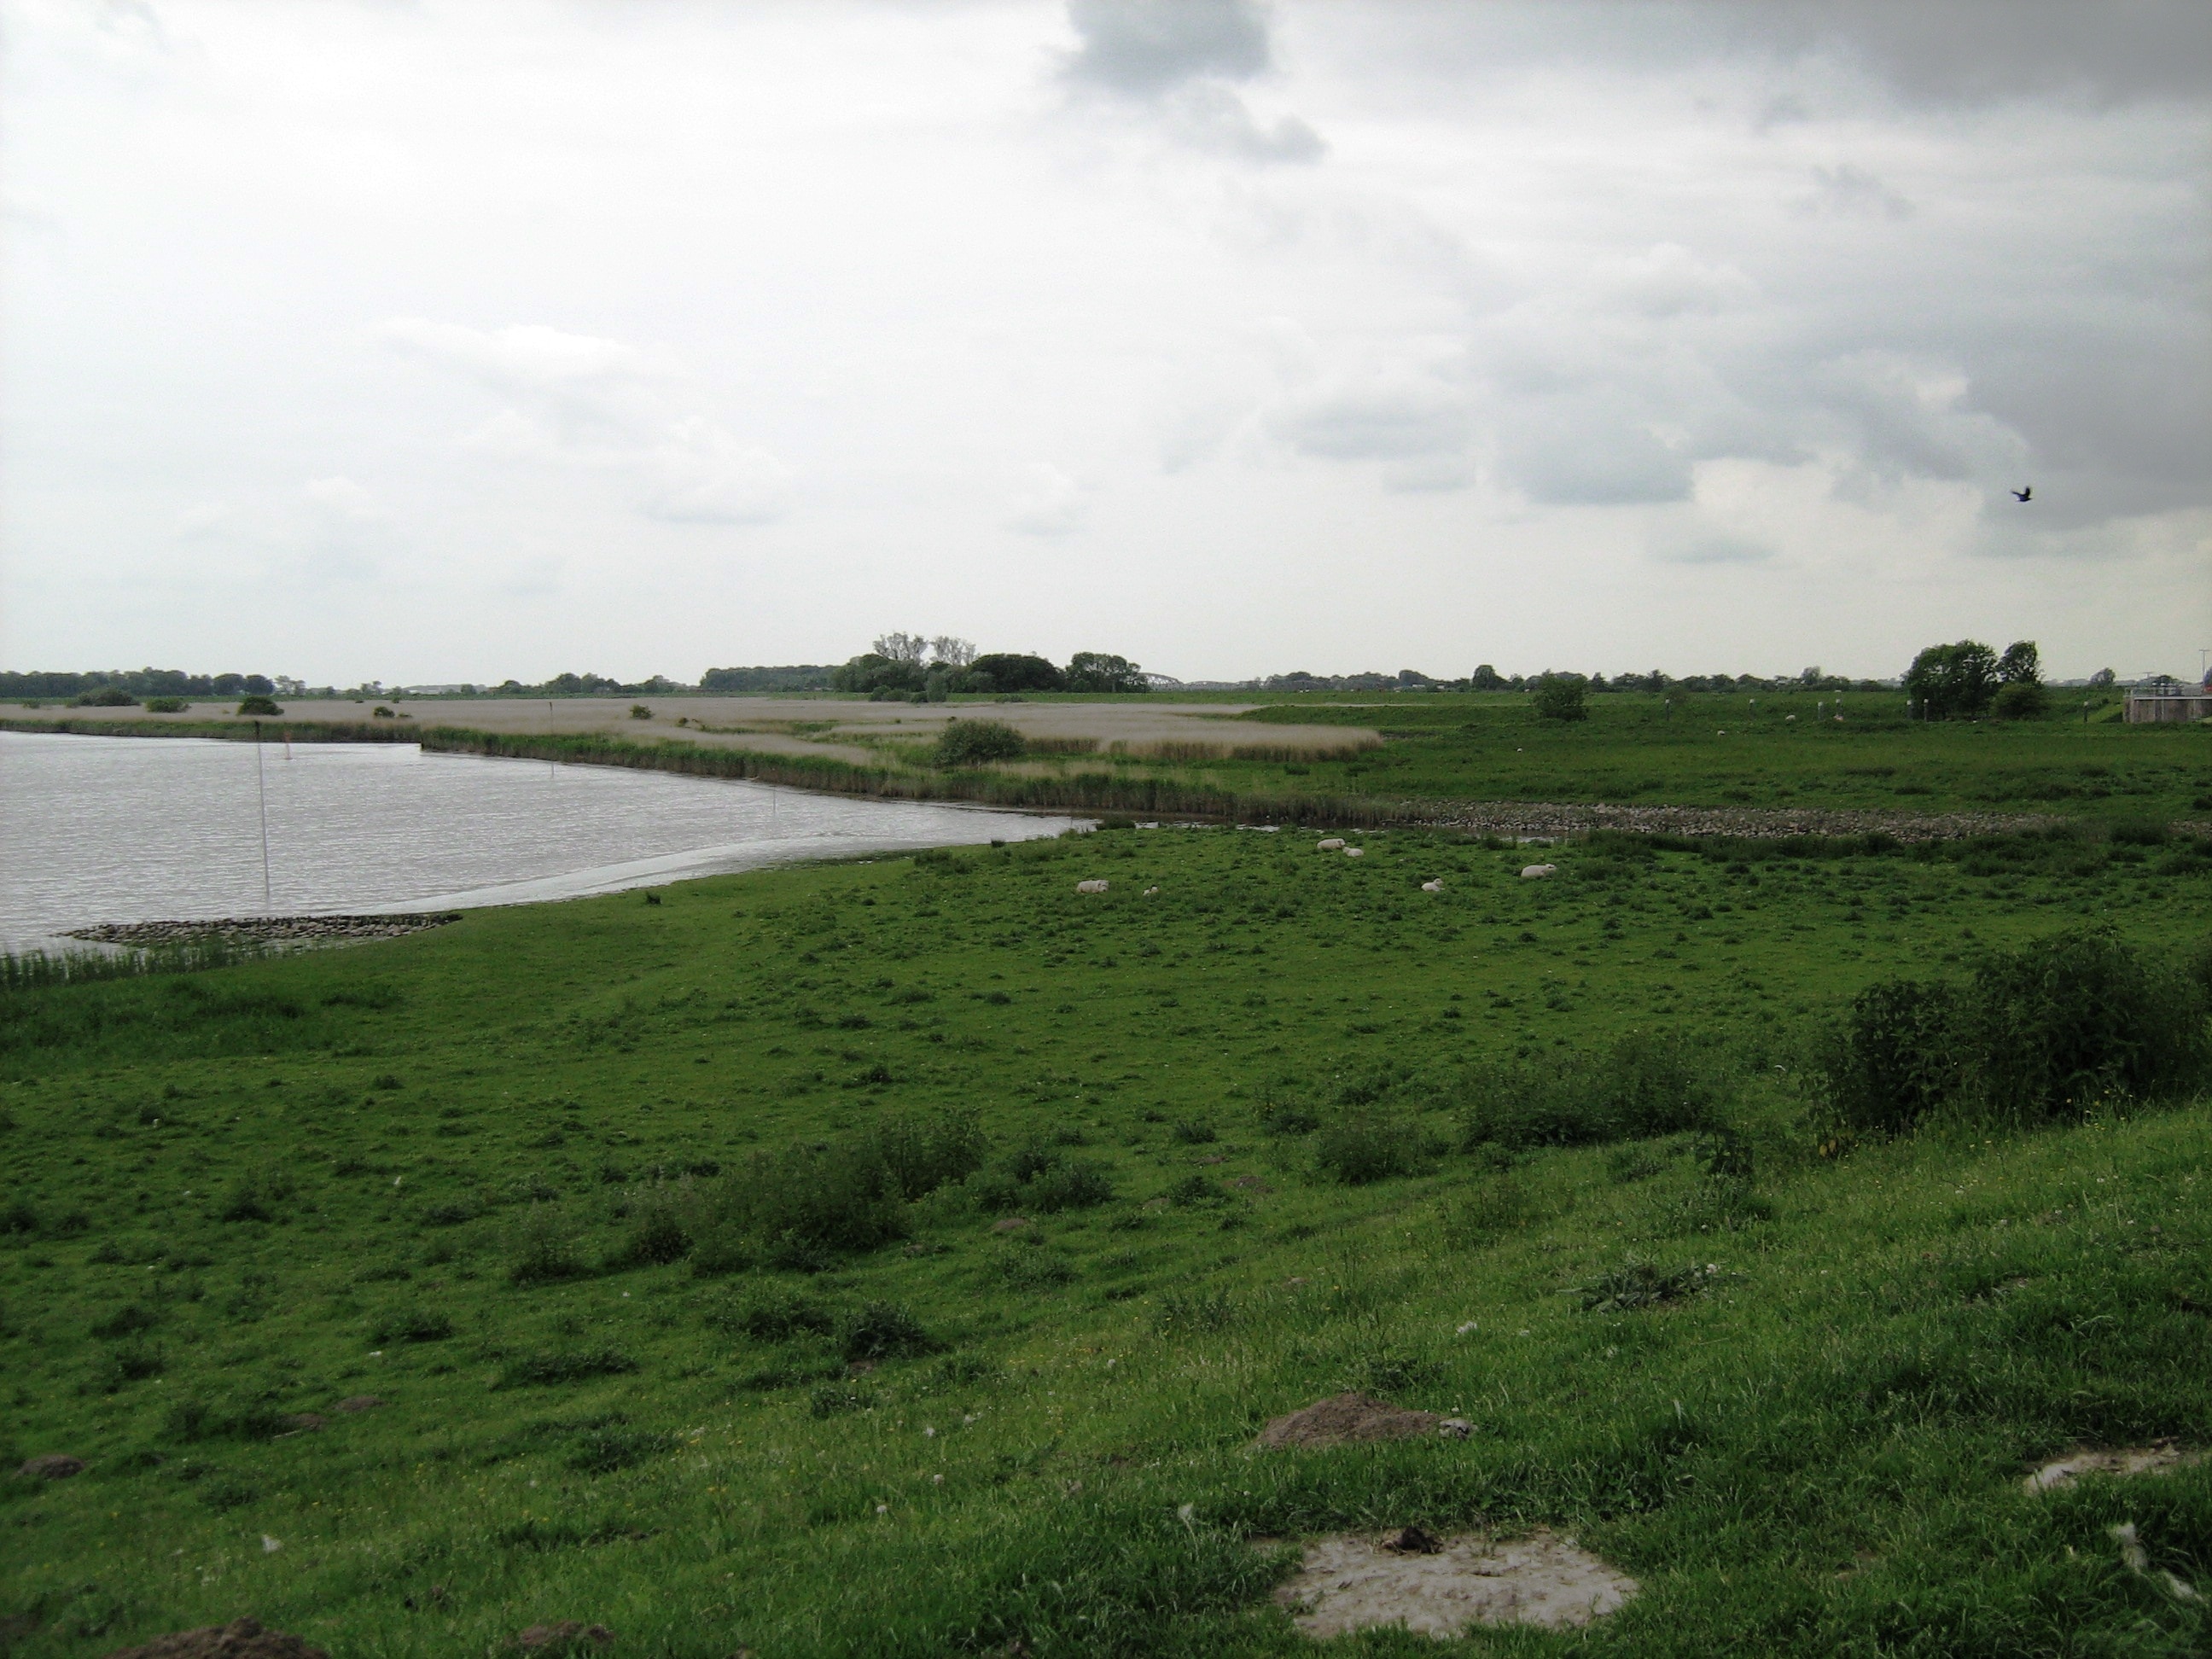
[0, 936, 268, 994]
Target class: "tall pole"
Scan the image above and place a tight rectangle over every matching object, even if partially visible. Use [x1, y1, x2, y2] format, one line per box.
[253, 720, 273, 913]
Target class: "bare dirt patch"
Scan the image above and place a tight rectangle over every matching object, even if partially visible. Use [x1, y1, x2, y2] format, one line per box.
[102, 1617, 328, 1658]
[2025, 1441, 2203, 1493]
[1254, 1392, 1442, 1449]
[1274, 1529, 1638, 1638]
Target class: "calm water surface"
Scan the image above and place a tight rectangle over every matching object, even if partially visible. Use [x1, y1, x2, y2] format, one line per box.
[0, 731, 1081, 949]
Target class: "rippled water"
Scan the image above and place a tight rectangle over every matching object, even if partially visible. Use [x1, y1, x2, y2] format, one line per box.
[0, 731, 1080, 949]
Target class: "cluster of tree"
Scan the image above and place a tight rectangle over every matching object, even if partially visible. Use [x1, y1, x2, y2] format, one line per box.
[487, 672, 691, 697]
[1259, 666, 1892, 696]
[1902, 640, 2046, 720]
[1, 668, 276, 701]
[699, 665, 836, 692]
[830, 635, 1148, 700]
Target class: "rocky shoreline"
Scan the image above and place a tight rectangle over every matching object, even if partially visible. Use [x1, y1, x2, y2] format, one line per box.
[1408, 799, 2078, 842]
[66, 913, 463, 947]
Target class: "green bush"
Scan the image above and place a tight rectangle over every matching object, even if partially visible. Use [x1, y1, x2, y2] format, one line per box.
[934, 719, 1026, 768]
[1822, 927, 2212, 1132]
[143, 696, 189, 713]
[1993, 681, 2048, 720]
[236, 695, 283, 716]
[1531, 674, 1588, 722]
[501, 1348, 637, 1387]
[1458, 1029, 1726, 1150]
[508, 1205, 589, 1286]
[870, 1111, 986, 1198]
[1315, 1112, 1423, 1184]
[614, 1181, 691, 1266]
[840, 1301, 938, 1362]
[716, 1288, 835, 1342]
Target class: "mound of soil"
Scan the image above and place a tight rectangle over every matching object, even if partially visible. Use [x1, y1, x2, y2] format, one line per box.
[1274, 1529, 1637, 1638]
[102, 1618, 328, 1658]
[515, 1622, 615, 1651]
[1254, 1393, 1441, 1449]
[16, 1453, 84, 1480]
[333, 1394, 384, 1413]
[2025, 1441, 2203, 1493]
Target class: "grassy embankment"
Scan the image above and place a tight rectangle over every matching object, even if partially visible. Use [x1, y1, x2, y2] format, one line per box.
[4, 823, 2212, 1655]
[9, 690, 2206, 830]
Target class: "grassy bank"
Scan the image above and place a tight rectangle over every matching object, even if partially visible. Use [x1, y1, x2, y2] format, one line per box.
[9, 690, 2205, 834]
[3, 824, 2210, 1654]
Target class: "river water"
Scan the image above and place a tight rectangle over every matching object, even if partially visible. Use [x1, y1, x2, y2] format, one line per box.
[0, 731, 1081, 950]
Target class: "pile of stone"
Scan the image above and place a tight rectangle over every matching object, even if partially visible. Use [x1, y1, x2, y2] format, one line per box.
[66, 913, 461, 947]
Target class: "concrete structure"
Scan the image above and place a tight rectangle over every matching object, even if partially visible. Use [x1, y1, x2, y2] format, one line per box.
[2124, 676, 2212, 723]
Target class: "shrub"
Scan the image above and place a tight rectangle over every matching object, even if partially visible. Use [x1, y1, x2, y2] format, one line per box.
[501, 1348, 636, 1387]
[841, 1301, 939, 1362]
[1458, 1029, 1726, 1150]
[1315, 1113, 1422, 1185]
[1531, 674, 1588, 722]
[568, 1428, 674, 1474]
[1578, 1259, 1720, 1313]
[1027, 1159, 1114, 1213]
[90, 1302, 159, 1339]
[372, 1306, 454, 1343]
[1821, 927, 2212, 1132]
[144, 696, 189, 713]
[73, 686, 137, 707]
[809, 1382, 876, 1417]
[236, 695, 283, 716]
[992, 1246, 1075, 1289]
[614, 1182, 691, 1266]
[1993, 681, 2048, 719]
[1439, 1175, 1531, 1249]
[870, 1111, 986, 1199]
[1154, 1286, 1235, 1335]
[1169, 1119, 1216, 1145]
[508, 1205, 589, 1286]
[934, 719, 1026, 768]
[1167, 1173, 1224, 1207]
[717, 1288, 835, 1342]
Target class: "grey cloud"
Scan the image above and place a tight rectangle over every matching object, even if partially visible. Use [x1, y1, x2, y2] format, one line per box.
[1652, 533, 1778, 565]
[1499, 411, 1694, 506]
[1310, 1, 2212, 107]
[1270, 381, 1470, 461]
[1062, 0, 1323, 163]
[1793, 164, 1913, 220]
[1063, 0, 1272, 96]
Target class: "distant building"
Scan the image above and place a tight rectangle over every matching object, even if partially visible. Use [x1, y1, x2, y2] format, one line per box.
[2123, 674, 2212, 723]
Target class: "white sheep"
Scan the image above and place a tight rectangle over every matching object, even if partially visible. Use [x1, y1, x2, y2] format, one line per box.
[1520, 864, 1557, 879]
[1143, 886, 1160, 896]
[1317, 837, 1346, 851]
[1421, 879, 1443, 893]
[1075, 879, 1109, 894]
[1344, 846, 1365, 858]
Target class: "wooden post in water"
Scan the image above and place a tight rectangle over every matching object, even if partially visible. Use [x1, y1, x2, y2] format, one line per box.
[253, 719, 273, 913]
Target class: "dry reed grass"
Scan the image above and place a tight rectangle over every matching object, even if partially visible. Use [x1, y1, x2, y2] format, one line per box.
[1103, 737, 1381, 763]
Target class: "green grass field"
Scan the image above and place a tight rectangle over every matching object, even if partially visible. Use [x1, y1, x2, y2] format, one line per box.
[5, 823, 2212, 1655]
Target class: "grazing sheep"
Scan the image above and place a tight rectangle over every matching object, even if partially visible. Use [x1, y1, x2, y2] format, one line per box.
[1317, 838, 1346, 851]
[1075, 879, 1109, 894]
[1520, 864, 1557, 879]
[1421, 879, 1443, 893]
[1144, 886, 1160, 896]
[1344, 847, 1365, 858]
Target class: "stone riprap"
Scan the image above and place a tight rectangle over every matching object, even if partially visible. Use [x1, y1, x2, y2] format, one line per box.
[1411, 800, 2093, 843]
[66, 913, 461, 948]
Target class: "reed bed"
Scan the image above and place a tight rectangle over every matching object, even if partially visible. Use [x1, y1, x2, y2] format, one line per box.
[0, 934, 268, 993]
[1103, 738, 1380, 763]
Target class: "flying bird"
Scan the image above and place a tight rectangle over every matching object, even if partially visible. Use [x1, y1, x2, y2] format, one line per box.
[2012, 486, 2033, 503]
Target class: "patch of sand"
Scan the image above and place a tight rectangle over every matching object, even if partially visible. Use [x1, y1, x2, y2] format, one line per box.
[1274, 1529, 1638, 1639]
[2024, 1441, 2203, 1493]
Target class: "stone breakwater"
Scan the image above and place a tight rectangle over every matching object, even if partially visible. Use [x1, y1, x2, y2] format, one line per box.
[66, 914, 462, 947]
[1409, 800, 2081, 843]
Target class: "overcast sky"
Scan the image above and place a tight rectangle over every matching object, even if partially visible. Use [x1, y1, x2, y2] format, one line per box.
[4, 0, 2207, 685]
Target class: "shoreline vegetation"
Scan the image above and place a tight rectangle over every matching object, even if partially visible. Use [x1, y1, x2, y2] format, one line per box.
[4, 697, 2205, 842]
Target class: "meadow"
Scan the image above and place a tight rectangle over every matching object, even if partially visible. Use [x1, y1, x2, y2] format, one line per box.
[4, 818, 2212, 1655]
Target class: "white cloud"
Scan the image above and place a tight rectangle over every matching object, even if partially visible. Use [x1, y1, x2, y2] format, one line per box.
[1061, 0, 1324, 164]
[1004, 463, 1087, 537]
[384, 318, 789, 527]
